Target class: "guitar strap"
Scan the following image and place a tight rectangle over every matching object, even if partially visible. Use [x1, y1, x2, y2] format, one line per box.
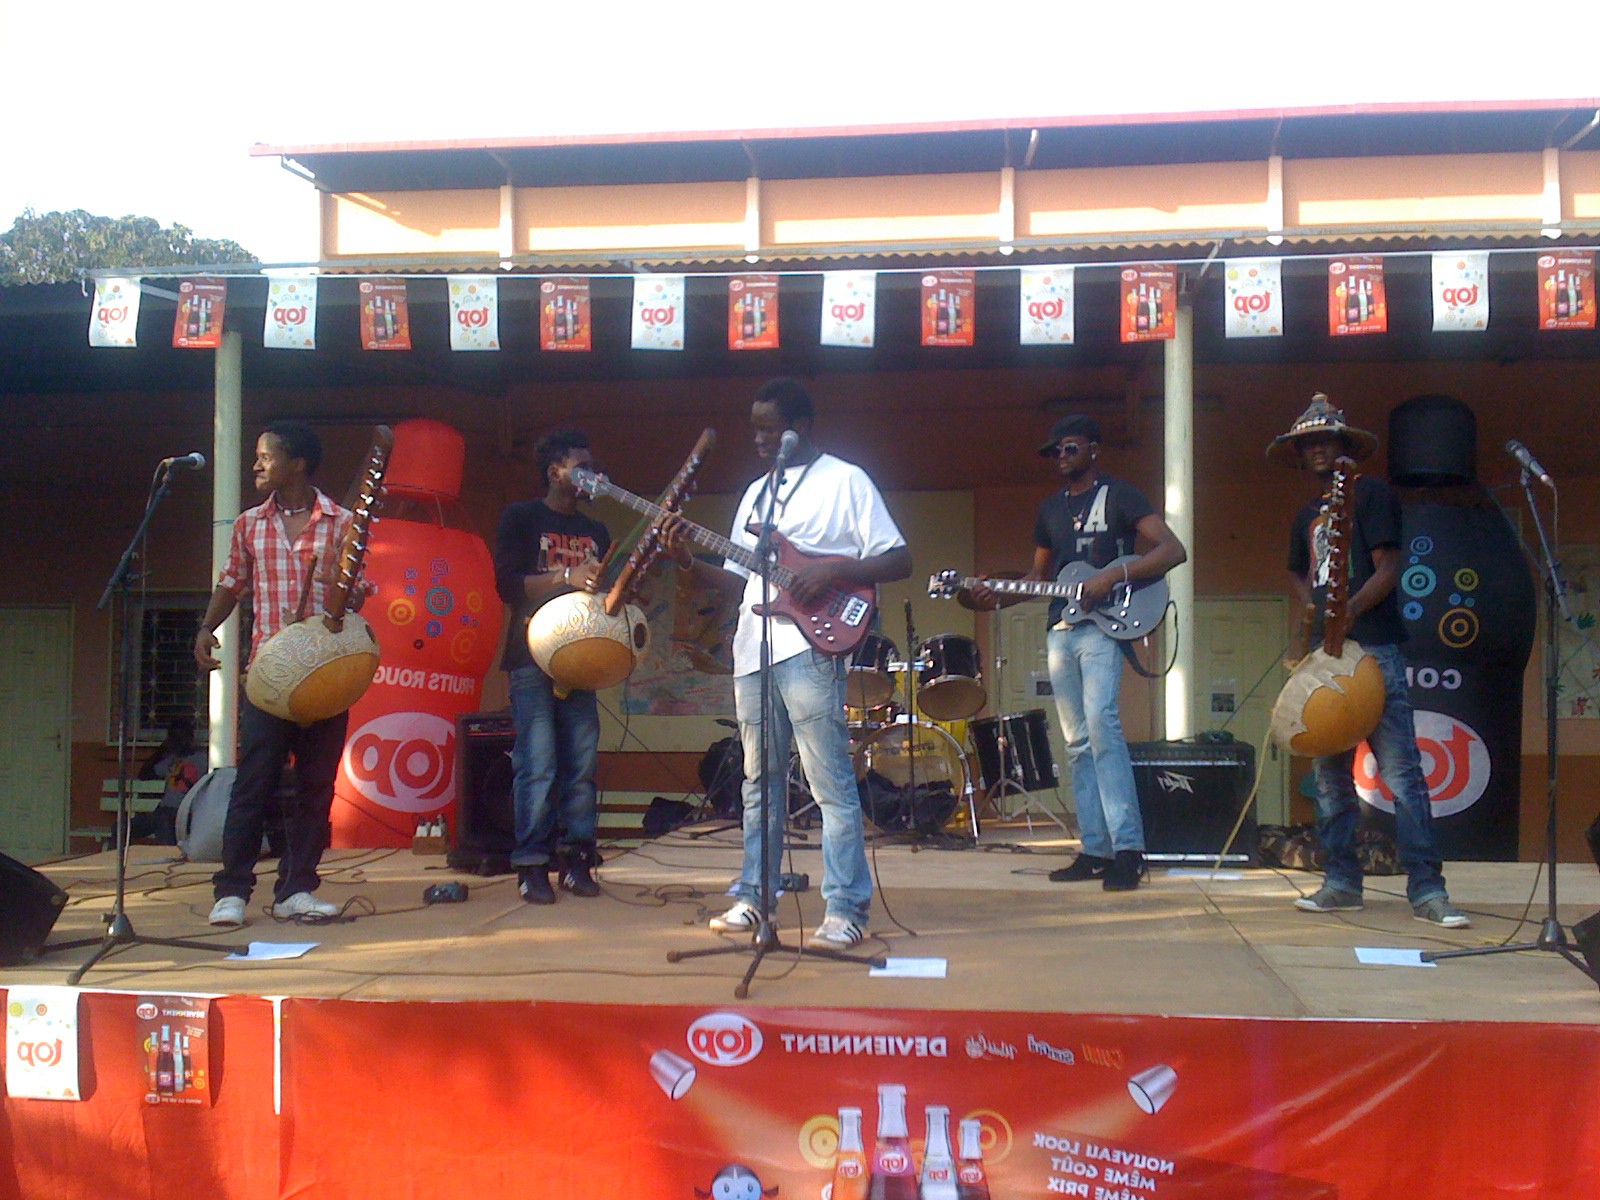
[1118, 637, 1162, 679]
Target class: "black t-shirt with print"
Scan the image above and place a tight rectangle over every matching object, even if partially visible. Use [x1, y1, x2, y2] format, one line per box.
[1287, 473, 1406, 648]
[494, 499, 612, 672]
[1033, 475, 1154, 625]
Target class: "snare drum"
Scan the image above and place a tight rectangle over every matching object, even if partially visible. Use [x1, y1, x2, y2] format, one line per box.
[846, 632, 898, 709]
[970, 709, 1058, 793]
[915, 634, 985, 722]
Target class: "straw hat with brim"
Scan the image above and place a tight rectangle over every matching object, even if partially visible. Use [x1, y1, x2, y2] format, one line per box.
[1266, 393, 1379, 468]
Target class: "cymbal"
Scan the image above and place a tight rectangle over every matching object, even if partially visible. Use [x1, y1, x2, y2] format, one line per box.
[955, 570, 1023, 612]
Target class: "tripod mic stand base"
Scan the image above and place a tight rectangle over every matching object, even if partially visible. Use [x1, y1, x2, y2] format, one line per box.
[668, 921, 887, 999]
[45, 912, 242, 986]
[1422, 920, 1599, 987]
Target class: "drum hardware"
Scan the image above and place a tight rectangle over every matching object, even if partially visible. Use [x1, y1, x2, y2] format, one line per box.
[975, 603, 1071, 835]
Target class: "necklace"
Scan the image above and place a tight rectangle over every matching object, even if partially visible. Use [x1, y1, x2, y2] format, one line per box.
[1066, 482, 1102, 534]
[278, 503, 310, 517]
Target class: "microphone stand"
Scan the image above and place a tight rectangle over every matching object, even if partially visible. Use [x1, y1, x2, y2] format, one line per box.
[669, 452, 885, 997]
[1423, 465, 1596, 985]
[43, 463, 243, 982]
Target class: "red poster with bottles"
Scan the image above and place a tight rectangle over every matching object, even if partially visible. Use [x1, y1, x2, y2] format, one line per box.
[729, 274, 780, 350]
[540, 276, 592, 351]
[135, 995, 210, 1106]
[360, 278, 412, 350]
[1119, 265, 1175, 342]
[172, 277, 227, 349]
[1328, 256, 1387, 336]
[1538, 251, 1596, 329]
[921, 270, 975, 346]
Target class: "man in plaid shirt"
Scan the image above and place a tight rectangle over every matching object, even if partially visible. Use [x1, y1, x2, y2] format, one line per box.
[194, 421, 363, 927]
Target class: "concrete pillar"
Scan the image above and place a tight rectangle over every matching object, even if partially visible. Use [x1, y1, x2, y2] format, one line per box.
[1162, 299, 1195, 740]
[209, 331, 242, 769]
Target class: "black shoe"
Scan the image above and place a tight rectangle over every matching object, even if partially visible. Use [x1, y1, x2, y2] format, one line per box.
[518, 868, 555, 905]
[1102, 850, 1146, 892]
[1048, 853, 1113, 883]
[559, 859, 600, 898]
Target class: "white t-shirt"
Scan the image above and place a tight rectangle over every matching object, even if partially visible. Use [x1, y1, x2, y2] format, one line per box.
[724, 453, 906, 677]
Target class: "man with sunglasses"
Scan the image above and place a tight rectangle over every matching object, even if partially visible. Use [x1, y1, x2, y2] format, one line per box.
[974, 414, 1186, 891]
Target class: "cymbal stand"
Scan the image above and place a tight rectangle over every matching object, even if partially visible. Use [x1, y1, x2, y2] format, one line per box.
[982, 607, 1070, 834]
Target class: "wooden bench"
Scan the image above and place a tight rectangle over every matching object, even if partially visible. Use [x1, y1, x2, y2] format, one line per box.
[99, 778, 167, 814]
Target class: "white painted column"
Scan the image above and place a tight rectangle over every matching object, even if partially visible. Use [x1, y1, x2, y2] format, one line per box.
[1162, 299, 1195, 740]
[209, 331, 243, 769]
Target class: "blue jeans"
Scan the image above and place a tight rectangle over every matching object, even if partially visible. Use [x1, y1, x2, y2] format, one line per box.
[508, 665, 600, 867]
[1047, 622, 1144, 857]
[734, 649, 871, 924]
[1312, 642, 1447, 906]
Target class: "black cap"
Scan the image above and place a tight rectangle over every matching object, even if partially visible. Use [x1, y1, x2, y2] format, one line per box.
[1037, 414, 1102, 457]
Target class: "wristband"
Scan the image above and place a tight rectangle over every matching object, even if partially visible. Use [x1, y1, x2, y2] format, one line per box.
[563, 566, 572, 585]
[1120, 563, 1130, 586]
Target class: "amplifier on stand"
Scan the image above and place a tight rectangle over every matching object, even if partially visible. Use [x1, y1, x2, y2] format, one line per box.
[1128, 740, 1259, 866]
[450, 710, 516, 876]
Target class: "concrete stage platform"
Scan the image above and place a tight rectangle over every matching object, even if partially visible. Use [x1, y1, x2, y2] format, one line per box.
[11, 821, 1600, 1021]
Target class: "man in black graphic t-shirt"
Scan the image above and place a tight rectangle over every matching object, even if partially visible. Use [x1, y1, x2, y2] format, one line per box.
[494, 429, 611, 905]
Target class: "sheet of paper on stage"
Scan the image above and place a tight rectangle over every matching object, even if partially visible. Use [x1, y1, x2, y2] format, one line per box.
[1355, 947, 1435, 967]
[227, 942, 319, 961]
[870, 957, 947, 979]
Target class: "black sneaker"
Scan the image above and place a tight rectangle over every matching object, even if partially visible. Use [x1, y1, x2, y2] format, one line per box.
[1049, 853, 1113, 883]
[1102, 850, 1146, 892]
[559, 859, 600, 898]
[518, 868, 555, 905]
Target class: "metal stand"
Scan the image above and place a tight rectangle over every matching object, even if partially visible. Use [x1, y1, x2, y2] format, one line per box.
[668, 462, 884, 997]
[1423, 466, 1597, 986]
[42, 463, 243, 982]
[981, 608, 1070, 834]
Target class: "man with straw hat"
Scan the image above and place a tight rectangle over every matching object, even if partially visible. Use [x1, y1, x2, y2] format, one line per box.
[1271, 393, 1469, 928]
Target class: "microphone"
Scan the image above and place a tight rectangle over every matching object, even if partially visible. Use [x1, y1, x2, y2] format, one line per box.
[1505, 440, 1553, 488]
[161, 452, 207, 471]
[774, 429, 800, 468]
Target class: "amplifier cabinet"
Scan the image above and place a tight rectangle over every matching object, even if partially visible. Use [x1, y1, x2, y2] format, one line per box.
[1127, 740, 1259, 866]
[451, 711, 516, 875]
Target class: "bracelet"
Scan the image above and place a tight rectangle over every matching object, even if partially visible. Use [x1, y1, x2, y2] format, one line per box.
[562, 566, 571, 585]
[1120, 564, 1130, 586]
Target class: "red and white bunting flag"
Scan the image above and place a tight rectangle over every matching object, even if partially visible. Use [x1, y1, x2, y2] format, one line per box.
[820, 271, 876, 348]
[729, 274, 779, 351]
[920, 269, 975, 347]
[632, 275, 685, 351]
[1020, 266, 1075, 345]
[448, 276, 499, 351]
[172, 277, 226, 349]
[1432, 252, 1489, 332]
[263, 277, 317, 350]
[1119, 265, 1176, 343]
[1328, 257, 1387, 336]
[360, 278, 410, 350]
[4, 985, 81, 1100]
[540, 277, 592, 351]
[1537, 251, 1596, 330]
[1224, 258, 1283, 339]
[88, 276, 140, 348]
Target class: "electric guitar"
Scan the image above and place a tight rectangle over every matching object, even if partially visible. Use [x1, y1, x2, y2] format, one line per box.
[928, 555, 1169, 640]
[571, 466, 875, 656]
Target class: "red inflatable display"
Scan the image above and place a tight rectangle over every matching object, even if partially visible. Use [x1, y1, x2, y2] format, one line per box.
[331, 419, 503, 847]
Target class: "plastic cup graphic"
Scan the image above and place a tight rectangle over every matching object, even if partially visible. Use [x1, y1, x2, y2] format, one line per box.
[649, 1049, 697, 1100]
[1128, 1064, 1177, 1114]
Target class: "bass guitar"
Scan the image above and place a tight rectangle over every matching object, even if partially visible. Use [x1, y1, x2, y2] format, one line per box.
[928, 555, 1168, 640]
[571, 466, 875, 656]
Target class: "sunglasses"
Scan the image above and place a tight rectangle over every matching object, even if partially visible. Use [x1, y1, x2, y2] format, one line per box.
[1055, 440, 1093, 457]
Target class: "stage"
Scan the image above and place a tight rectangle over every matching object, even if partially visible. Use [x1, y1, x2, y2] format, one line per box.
[5, 824, 1600, 1199]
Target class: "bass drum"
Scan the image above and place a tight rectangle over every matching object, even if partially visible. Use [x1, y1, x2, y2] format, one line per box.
[851, 716, 970, 832]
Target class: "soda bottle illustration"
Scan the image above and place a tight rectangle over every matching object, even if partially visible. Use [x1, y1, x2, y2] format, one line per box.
[918, 1105, 958, 1200]
[144, 1031, 160, 1092]
[172, 1029, 186, 1095]
[831, 1106, 869, 1200]
[182, 1034, 197, 1091]
[956, 1118, 991, 1200]
[869, 1084, 917, 1200]
[156, 1025, 174, 1094]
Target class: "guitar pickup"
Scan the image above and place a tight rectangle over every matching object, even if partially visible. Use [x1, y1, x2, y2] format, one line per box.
[835, 595, 871, 627]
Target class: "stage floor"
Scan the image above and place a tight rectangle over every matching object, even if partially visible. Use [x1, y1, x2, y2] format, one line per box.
[11, 822, 1600, 1022]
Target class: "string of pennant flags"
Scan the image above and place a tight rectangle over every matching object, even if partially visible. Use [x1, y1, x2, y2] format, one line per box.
[85, 251, 1598, 351]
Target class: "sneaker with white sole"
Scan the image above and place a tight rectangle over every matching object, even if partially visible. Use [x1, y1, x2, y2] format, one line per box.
[808, 915, 867, 949]
[208, 896, 247, 927]
[272, 891, 339, 919]
[1413, 896, 1471, 929]
[709, 901, 762, 933]
[1294, 884, 1364, 913]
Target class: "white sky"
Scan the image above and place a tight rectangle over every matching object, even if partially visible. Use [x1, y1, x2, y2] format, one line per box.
[3, 1, 1594, 265]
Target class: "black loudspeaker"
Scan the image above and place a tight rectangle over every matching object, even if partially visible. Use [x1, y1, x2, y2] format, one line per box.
[1128, 740, 1259, 866]
[448, 711, 516, 876]
[0, 853, 69, 966]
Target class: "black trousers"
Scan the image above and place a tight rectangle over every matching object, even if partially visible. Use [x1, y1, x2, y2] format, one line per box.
[212, 696, 347, 905]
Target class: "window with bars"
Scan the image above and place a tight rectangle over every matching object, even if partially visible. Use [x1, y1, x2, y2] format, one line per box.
[108, 593, 212, 745]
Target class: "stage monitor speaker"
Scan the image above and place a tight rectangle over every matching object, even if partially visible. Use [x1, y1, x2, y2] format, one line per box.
[0, 852, 69, 966]
[450, 711, 515, 876]
[1128, 740, 1259, 866]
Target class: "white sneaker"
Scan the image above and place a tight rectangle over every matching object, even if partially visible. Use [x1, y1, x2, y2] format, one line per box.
[709, 901, 763, 933]
[208, 896, 247, 927]
[272, 891, 339, 919]
[808, 915, 867, 949]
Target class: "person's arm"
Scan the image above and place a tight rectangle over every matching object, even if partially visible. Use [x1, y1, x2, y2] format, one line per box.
[660, 512, 747, 604]
[1075, 511, 1187, 606]
[1349, 543, 1400, 619]
[193, 585, 239, 670]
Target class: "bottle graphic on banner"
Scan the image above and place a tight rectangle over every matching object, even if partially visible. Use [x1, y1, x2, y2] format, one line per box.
[870, 1083, 917, 1200]
[832, 1106, 870, 1200]
[955, 1118, 990, 1200]
[156, 1025, 174, 1094]
[919, 1106, 958, 1200]
[145, 1031, 160, 1093]
[180, 1033, 194, 1091]
[171, 1029, 185, 1094]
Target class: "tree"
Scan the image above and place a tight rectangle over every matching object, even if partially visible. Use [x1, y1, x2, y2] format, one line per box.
[0, 209, 257, 285]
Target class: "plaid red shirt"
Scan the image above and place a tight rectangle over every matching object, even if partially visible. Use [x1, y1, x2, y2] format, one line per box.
[217, 489, 355, 666]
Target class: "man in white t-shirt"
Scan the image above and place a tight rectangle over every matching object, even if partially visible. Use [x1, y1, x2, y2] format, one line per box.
[664, 378, 910, 948]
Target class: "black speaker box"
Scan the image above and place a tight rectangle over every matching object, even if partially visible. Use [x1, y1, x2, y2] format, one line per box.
[449, 711, 516, 876]
[1128, 740, 1259, 866]
[0, 853, 69, 966]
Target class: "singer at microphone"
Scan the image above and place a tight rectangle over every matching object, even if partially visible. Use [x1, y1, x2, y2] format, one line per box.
[1505, 440, 1554, 488]
[161, 452, 207, 471]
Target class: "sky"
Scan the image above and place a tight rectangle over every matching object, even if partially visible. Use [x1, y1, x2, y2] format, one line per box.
[3, 2, 1594, 266]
